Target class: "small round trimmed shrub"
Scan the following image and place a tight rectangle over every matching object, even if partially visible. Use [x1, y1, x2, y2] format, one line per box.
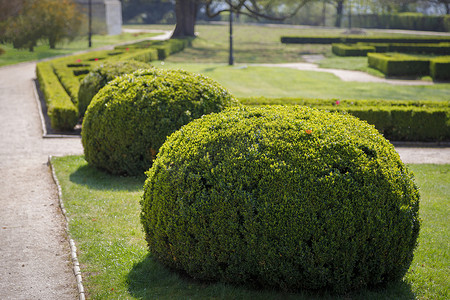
[141, 105, 420, 293]
[77, 60, 151, 117]
[82, 68, 238, 175]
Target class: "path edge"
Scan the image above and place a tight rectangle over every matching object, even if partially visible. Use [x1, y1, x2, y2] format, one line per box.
[48, 155, 86, 300]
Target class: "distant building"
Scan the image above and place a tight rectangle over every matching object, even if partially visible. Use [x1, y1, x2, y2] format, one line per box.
[74, 0, 122, 35]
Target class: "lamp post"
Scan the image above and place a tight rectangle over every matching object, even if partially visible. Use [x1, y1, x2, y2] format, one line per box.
[229, 5, 234, 66]
[88, 0, 92, 47]
[348, 0, 352, 30]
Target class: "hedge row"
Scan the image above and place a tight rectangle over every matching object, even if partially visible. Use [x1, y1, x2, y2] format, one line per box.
[332, 44, 375, 56]
[37, 39, 187, 130]
[333, 43, 450, 56]
[431, 57, 450, 81]
[115, 37, 191, 60]
[52, 61, 81, 106]
[351, 13, 450, 32]
[368, 53, 450, 80]
[368, 53, 430, 77]
[240, 97, 450, 142]
[36, 62, 78, 131]
[281, 35, 450, 45]
[119, 48, 158, 63]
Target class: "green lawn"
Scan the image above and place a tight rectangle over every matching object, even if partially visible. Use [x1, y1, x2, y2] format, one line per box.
[143, 24, 445, 65]
[0, 31, 160, 67]
[51, 156, 449, 300]
[155, 62, 450, 101]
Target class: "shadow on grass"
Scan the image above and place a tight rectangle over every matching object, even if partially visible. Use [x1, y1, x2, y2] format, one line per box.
[69, 163, 145, 192]
[127, 254, 415, 300]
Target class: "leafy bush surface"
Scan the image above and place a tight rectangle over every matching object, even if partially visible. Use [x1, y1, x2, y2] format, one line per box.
[141, 105, 420, 293]
[82, 68, 238, 175]
[77, 60, 152, 117]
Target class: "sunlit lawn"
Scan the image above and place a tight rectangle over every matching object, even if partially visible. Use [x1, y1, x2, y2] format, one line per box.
[52, 156, 449, 299]
[154, 62, 450, 101]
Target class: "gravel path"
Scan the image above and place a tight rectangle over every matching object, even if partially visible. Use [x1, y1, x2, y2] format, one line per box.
[0, 35, 448, 300]
[0, 62, 83, 299]
[256, 62, 435, 85]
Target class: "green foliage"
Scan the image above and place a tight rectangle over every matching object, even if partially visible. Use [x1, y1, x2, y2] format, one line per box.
[240, 97, 450, 142]
[115, 37, 192, 60]
[333, 43, 450, 57]
[141, 105, 421, 293]
[430, 56, 450, 81]
[387, 43, 450, 55]
[52, 61, 82, 106]
[119, 48, 159, 63]
[5, 12, 39, 51]
[36, 62, 78, 130]
[352, 13, 449, 32]
[240, 97, 449, 108]
[281, 36, 450, 45]
[82, 68, 239, 175]
[78, 60, 152, 117]
[3, 0, 81, 51]
[368, 53, 430, 77]
[332, 44, 375, 56]
[35, 38, 190, 130]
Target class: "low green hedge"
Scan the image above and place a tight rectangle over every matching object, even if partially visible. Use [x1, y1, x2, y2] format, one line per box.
[334, 43, 450, 56]
[52, 61, 81, 106]
[332, 44, 375, 56]
[36, 62, 78, 131]
[368, 53, 430, 77]
[240, 97, 450, 142]
[430, 56, 450, 81]
[119, 48, 158, 63]
[388, 43, 450, 55]
[115, 38, 192, 60]
[282, 36, 450, 45]
[36, 39, 187, 131]
[352, 13, 449, 32]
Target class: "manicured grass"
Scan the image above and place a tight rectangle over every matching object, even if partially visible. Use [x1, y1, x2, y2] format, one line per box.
[155, 62, 450, 101]
[125, 24, 449, 66]
[404, 164, 450, 300]
[318, 56, 386, 77]
[51, 155, 449, 299]
[0, 31, 160, 67]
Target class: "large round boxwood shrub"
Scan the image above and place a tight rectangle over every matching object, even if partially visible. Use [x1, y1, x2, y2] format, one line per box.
[141, 105, 420, 293]
[78, 60, 152, 117]
[82, 68, 238, 175]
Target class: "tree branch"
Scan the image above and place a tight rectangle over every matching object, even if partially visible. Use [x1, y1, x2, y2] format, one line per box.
[206, 0, 313, 21]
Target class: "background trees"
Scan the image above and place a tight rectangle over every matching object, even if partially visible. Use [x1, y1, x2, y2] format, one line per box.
[172, 0, 314, 37]
[1, 0, 81, 51]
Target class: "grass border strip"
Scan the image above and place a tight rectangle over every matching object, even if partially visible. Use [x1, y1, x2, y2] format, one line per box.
[48, 155, 85, 300]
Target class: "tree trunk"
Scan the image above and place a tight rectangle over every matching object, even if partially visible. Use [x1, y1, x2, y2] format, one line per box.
[335, 0, 344, 28]
[172, 0, 197, 38]
[49, 36, 56, 49]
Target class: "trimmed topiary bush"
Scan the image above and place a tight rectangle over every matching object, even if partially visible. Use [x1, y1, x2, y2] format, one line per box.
[82, 68, 238, 175]
[141, 105, 420, 294]
[77, 60, 152, 117]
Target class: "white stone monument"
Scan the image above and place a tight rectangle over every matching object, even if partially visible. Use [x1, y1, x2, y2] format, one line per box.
[75, 0, 122, 35]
